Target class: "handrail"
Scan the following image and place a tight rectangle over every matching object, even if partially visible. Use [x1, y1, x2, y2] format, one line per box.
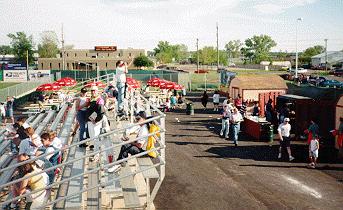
[1, 146, 163, 207]
[0, 129, 164, 183]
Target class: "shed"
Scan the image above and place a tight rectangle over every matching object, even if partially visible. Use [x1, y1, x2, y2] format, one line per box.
[229, 75, 288, 101]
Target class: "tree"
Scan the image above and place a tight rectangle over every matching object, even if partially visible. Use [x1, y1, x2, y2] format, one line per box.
[241, 35, 277, 64]
[133, 55, 154, 68]
[38, 31, 59, 58]
[225, 40, 242, 58]
[0, 45, 12, 55]
[153, 41, 189, 63]
[191, 46, 228, 66]
[7, 32, 35, 64]
[299, 45, 324, 64]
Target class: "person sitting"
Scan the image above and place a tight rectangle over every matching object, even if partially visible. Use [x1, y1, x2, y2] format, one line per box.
[18, 127, 42, 157]
[252, 101, 260, 116]
[10, 160, 49, 209]
[108, 111, 148, 172]
[170, 95, 177, 110]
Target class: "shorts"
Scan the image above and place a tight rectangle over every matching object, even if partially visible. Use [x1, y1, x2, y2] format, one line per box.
[280, 136, 291, 147]
[6, 109, 13, 118]
[309, 150, 318, 158]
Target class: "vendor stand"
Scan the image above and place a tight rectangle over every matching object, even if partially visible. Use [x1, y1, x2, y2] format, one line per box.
[243, 116, 271, 141]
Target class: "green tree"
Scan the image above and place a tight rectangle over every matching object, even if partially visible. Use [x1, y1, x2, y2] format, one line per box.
[242, 35, 277, 64]
[133, 55, 154, 68]
[299, 45, 324, 64]
[0, 45, 12, 55]
[154, 41, 189, 63]
[225, 40, 242, 58]
[192, 46, 228, 66]
[7, 32, 35, 64]
[38, 31, 59, 58]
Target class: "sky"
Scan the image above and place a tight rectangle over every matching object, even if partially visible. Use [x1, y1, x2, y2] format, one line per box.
[0, 0, 343, 52]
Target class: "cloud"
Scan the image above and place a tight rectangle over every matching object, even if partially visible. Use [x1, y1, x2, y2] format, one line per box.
[253, 0, 318, 14]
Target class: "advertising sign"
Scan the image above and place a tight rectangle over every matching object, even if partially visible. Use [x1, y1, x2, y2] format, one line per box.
[28, 70, 51, 81]
[94, 46, 117, 51]
[0, 63, 27, 70]
[3, 70, 27, 82]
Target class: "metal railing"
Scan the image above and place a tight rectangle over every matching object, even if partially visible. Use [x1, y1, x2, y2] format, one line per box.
[0, 75, 166, 209]
[0, 82, 46, 102]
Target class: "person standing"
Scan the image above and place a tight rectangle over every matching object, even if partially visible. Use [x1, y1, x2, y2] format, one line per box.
[115, 60, 128, 113]
[252, 101, 259, 116]
[86, 86, 105, 160]
[265, 99, 273, 122]
[234, 94, 242, 111]
[4, 96, 14, 125]
[0, 102, 5, 125]
[213, 90, 220, 111]
[75, 88, 90, 147]
[277, 118, 295, 161]
[306, 119, 319, 145]
[230, 108, 243, 146]
[201, 91, 209, 110]
[220, 104, 232, 139]
[309, 135, 319, 168]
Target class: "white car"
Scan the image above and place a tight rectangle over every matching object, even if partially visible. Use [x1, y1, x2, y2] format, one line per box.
[288, 68, 308, 73]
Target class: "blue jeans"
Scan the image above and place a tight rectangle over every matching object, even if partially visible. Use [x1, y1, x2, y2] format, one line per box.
[220, 119, 230, 138]
[117, 82, 125, 110]
[232, 123, 240, 144]
[77, 110, 87, 141]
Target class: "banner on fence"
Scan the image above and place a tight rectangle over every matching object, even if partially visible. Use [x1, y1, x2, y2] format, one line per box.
[3, 70, 27, 82]
[28, 70, 51, 81]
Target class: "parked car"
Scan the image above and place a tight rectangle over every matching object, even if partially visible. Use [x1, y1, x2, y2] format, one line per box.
[320, 79, 343, 88]
[329, 69, 343, 77]
[308, 76, 327, 86]
[288, 68, 308, 74]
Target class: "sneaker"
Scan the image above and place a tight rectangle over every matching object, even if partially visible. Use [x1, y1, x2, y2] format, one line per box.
[289, 156, 295, 161]
[278, 153, 282, 159]
[219, 131, 223, 137]
[108, 165, 121, 173]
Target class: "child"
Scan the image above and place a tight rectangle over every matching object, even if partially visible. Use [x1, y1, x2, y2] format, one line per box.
[309, 135, 319, 168]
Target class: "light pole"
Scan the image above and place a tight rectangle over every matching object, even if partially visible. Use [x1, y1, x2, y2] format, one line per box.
[295, 17, 302, 79]
[324, 39, 328, 72]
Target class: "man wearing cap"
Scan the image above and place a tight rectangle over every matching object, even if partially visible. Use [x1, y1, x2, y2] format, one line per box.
[75, 88, 90, 147]
[277, 118, 295, 161]
[108, 111, 148, 172]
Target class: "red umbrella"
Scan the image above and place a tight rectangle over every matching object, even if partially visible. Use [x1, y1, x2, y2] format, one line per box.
[84, 81, 106, 88]
[56, 77, 76, 87]
[147, 78, 161, 86]
[36, 83, 61, 92]
[173, 84, 183, 90]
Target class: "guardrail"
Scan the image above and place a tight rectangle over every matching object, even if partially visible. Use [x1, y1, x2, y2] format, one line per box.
[0, 82, 46, 102]
[0, 76, 166, 209]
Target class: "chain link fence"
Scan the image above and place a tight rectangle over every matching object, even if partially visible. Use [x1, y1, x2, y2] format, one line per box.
[0, 82, 46, 102]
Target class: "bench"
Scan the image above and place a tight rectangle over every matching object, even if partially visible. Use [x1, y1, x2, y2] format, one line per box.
[119, 165, 141, 208]
[35, 110, 56, 135]
[50, 104, 69, 132]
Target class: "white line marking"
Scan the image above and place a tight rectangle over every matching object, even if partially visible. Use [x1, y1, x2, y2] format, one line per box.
[282, 175, 322, 199]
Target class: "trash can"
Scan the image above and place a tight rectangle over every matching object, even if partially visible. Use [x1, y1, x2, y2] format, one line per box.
[186, 103, 194, 115]
[268, 124, 274, 143]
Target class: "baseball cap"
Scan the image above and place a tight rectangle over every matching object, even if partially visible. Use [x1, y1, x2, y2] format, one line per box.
[284, 118, 290, 122]
[135, 111, 146, 120]
[81, 87, 87, 93]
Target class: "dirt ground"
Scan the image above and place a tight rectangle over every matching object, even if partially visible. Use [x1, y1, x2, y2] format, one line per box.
[154, 93, 343, 210]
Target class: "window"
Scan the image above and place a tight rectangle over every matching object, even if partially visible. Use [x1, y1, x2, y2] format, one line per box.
[129, 53, 132, 57]
[49, 63, 52, 69]
[67, 63, 69, 70]
[75, 53, 77, 57]
[58, 63, 61, 69]
[97, 53, 99, 57]
[118, 53, 121, 57]
[67, 53, 69, 57]
[108, 53, 110, 57]
[86, 53, 88, 57]
[106, 62, 108, 68]
[41, 63, 43, 69]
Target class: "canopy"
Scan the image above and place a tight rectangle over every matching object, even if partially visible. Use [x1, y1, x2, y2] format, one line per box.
[36, 83, 61, 92]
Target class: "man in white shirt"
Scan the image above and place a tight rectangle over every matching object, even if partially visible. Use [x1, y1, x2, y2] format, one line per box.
[277, 118, 295, 161]
[109, 111, 148, 172]
[230, 108, 243, 146]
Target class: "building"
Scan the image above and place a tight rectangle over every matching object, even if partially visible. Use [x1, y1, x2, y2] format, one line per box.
[311, 51, 343, 67]
[228, 74, 288, 101]
[38, 46, 145, 70]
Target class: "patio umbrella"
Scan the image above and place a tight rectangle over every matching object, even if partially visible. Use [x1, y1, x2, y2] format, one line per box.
[56, 77, 76, 87]
[36, 83, 61, 92]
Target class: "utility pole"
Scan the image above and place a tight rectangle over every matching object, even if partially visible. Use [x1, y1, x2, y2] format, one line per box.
[196, 38, 199, 72]
[216, 22, 219, 70]
[26, 50, 29, 81]
[61, 24, 65, 70]
[324, 39, 328, 72]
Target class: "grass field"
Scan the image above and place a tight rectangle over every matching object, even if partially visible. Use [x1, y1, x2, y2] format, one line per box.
[0, 82, 19, 89]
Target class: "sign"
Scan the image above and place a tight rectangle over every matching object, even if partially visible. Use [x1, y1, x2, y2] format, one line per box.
[3, 70, 27, 82]
[3, 63, 27, 70]
[94, 46, 117, 51]
[28, 70, 51, 81]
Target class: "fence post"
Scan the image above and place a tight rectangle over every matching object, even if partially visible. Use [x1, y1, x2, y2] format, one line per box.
[160, 116, 166, 180]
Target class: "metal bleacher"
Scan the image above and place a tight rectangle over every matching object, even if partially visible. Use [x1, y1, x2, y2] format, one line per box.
[0, 74, 166, 210]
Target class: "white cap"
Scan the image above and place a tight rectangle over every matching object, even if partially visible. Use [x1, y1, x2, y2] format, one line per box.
[284, 118, 290, 122]
[23, 122, 30, 129]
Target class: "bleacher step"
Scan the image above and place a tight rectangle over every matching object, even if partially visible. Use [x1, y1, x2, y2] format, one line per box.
[137, 157, 159, 179]
[119, 166, 141, 208]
